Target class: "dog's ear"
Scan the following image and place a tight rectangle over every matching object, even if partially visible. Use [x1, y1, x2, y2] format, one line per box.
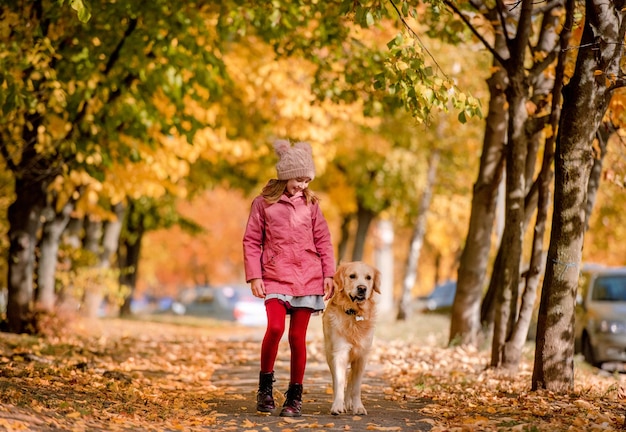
[333, 278, 341, 293]
[372, 267, 382, 294]
[333, 263, 347, 292]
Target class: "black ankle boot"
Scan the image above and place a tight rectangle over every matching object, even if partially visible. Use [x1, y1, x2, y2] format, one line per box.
[279, 383, 303, 417]
[256, 371, 275, 412]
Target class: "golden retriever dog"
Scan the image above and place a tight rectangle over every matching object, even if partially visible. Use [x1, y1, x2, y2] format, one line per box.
[322, 261, 381, 415]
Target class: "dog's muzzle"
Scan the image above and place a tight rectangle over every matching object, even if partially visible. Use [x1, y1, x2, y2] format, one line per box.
[350, 285, 368, 303]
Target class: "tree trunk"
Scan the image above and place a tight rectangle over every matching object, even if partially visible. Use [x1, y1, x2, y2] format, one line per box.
[100, 204, 125, 267]
[449, 32, 507, 347]
[480, 248, 502, 331]
[532, 0, 626, 392]
[374, 219, 395, 316]
[83, 218, 103, 256]
[36, 200, 74, 311]
[6, 179, 46, 333]
[498, 2, 574, 367]
[490, 92, 528, 370]
[397, 149, 439, 321]
[490, 0, 535, 370]
[585, 122, 611, 230]
[81, 218, 103, 318]
[119, 202, 144, 316]
[57, 217, 83, 310]
[351, 203, 375, 261]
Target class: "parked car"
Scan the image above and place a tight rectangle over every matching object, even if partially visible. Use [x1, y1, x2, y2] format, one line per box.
[414, 280, 457, 313]
[171, 284, 267, 326]
[575, 265, 626, 367]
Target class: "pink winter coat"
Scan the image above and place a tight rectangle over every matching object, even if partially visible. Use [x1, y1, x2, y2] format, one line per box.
[243, 193, 336, 297]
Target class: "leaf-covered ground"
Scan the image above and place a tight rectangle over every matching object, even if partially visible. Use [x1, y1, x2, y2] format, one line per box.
[0, 314, 624, 431]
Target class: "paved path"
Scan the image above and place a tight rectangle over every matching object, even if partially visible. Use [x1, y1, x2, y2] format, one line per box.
[207, 322, 434, 431]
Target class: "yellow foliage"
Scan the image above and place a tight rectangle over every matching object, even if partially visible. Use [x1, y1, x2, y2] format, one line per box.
[219, 37, 379, 174]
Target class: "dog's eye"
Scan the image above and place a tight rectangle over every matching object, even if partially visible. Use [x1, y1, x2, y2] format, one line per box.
[349, 274, 357, 279]
[366, 275, 372, 280]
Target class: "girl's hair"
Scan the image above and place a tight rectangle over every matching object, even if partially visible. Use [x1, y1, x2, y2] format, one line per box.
[261, 179, 318, 205]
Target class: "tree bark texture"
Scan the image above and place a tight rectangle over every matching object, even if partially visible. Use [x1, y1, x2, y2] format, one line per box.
[532, 0, 626, 392]
[585, 122, 611, 231]
[490, 0, 534, 370]
[502, 0, 574, 369]
[449, 33, 507, 346]
[479, 3, 566, 340]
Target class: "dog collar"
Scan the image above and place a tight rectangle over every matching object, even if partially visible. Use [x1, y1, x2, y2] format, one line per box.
[345, 309, 365, 321]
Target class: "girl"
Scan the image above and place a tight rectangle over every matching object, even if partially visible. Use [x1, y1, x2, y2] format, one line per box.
[243, 139, 336, 417]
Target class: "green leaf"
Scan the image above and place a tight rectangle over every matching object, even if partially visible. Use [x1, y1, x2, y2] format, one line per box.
[69, 0, 92, 22]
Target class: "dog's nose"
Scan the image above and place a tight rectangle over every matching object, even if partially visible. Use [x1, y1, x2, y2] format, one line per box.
[357, 285, 367, 295]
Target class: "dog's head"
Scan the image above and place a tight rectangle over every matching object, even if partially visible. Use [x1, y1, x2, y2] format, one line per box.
[333, 261, 381, 306]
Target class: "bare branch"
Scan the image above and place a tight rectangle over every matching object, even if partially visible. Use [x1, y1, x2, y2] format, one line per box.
[105, 17, 138, 75]
[442, 0, 508, 67]
[528, 50, 558, 81]
[494, 0, 514, 49]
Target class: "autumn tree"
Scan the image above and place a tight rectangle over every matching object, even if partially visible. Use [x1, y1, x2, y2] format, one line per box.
[431, 0, 570, 368]
[1, 0, 479, 332]
[0, 0, 231, 332]
[532, 0, 626, 392]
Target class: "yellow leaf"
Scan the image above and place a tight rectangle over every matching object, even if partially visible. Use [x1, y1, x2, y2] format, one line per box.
[240, 419, 257, 427]
[574, 399, 593, 410]
[281, 418, 305, 424]
[463, 415, 489, 424]
[593, 70, 603, 76]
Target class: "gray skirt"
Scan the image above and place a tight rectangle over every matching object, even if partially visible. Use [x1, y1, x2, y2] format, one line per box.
[265, 294, 325, 313]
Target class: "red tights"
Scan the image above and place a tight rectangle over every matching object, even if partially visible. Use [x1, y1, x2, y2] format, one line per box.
[260, 299, 312, 384]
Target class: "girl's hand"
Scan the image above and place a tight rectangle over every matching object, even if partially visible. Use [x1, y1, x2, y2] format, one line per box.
[250, 279, 266, 298]
[323, 277, 335, 301]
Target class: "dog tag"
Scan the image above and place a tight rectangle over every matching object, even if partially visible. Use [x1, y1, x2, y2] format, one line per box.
[355, 316, 364, 321]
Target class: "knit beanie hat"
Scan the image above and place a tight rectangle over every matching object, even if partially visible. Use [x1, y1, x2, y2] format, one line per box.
[273, 139, 316, 181]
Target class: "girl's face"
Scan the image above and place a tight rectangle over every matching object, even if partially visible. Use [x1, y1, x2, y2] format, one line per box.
[286, 177, 311, 196]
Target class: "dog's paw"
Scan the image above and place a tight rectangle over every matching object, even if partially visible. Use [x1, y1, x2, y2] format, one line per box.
[330, 402, 345, 416]
[352, 404, 367, 415]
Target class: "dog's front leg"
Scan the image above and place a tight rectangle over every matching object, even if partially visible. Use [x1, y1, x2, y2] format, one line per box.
[347, 355, 368, 415]
[329, 348, 349, 415]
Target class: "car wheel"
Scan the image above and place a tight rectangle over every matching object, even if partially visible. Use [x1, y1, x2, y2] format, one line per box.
[582, 335, 600, 368]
